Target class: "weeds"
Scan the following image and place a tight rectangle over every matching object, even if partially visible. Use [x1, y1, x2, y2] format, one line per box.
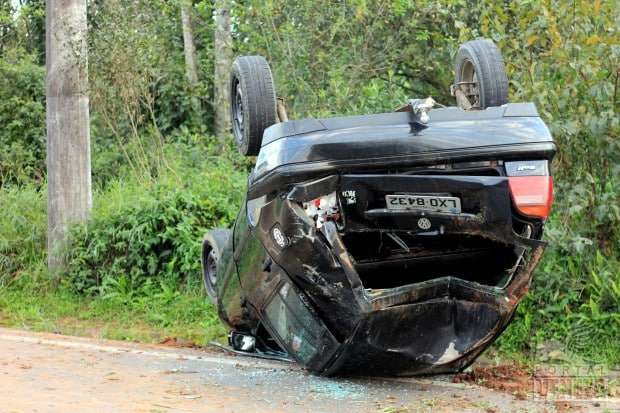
[0, 280, 226, 344]
[0, 141, 239, 345]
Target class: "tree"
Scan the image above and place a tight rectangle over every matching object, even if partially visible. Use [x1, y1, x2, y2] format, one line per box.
[180, 0, 200, 121]
[46, 0, 92, 271]
[0, 1, 15, 56]
[181, 0, 198, 86]
[214, 0, 232, 139]
[18, 0, 46, 64]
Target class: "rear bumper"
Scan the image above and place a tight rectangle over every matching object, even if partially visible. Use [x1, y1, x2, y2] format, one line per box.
[327, 289, 511, 375]
[248, 173, 545, 375]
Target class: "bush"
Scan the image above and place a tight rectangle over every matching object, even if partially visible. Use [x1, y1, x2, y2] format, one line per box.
[0, 142, 239, 345]
[235, 0, 471, 117]
[0, 183, 47, 286]
[0, 49, 46, 186]
[64, 147, 246, 293]
[462, 0, 620, 364]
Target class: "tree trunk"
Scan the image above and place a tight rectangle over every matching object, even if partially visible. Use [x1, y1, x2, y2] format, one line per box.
[46, 0, 92, 271]
[181, 1, 199, 86]
[214, 0, 232, 139]
[181, 1, 200, 120]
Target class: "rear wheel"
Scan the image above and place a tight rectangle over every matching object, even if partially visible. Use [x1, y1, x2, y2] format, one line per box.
[454, 39, 508, 109]
[230, 56, 277, 156]
[201, 229, 231, 304]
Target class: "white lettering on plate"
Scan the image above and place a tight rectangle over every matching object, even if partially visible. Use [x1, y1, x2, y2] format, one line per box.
[341, 190, 357, 205]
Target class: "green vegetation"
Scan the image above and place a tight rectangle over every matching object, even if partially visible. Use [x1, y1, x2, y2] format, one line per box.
[0, 49, 45, 185]
[0, 277, 227, 345]
[0, 0, 618, 365]
[64, 146, 246, 294]
[0, 141, 245, 344]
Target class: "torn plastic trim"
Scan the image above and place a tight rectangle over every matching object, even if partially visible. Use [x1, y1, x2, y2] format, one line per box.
[287, 174, 340, 202]
[320, 220, 372, 313]
[317, 220, 544, 308]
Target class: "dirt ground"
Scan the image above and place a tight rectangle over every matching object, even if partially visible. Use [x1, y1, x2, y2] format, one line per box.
[0, 328, 617, 413]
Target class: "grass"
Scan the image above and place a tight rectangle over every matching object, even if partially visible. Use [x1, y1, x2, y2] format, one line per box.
[0, 278, 227, 345]
[0, 140, 243, 346]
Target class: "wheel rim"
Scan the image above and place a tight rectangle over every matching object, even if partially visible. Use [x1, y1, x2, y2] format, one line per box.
[459, 59, 481, 108]
[205, 248, 218, 292]
[232, 80, 244, 146]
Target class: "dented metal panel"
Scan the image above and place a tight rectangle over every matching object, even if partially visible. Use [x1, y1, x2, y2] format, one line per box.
[212, 106, 555, 376]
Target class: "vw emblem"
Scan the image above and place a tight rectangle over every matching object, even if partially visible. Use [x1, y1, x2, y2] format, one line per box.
[272, 225, 288, 248]
[417, 217, 432, 230]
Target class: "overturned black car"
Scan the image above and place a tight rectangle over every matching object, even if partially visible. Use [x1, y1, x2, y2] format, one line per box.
[202, 39, 555, 376]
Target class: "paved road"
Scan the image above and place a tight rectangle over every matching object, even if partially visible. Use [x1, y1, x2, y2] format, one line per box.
[0, 328, 615, 412]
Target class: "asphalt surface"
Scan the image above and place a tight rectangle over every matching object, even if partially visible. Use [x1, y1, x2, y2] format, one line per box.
[0, 327, 617, 412]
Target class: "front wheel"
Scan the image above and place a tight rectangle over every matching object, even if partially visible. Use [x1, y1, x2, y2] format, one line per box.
[201, 229, 231, 304]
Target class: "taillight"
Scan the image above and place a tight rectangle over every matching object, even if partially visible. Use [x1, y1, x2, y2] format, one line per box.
[505, 161, 554, 220]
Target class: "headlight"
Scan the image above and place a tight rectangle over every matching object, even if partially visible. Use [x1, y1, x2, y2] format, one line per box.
[247, 195, 268, 227]
[253, 139, 286, 180]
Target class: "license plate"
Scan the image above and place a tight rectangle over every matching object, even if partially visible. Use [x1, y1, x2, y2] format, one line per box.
[385, 194, 462, 213]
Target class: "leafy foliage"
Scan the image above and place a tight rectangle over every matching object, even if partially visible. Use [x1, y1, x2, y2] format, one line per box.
[0, 1, 15, 56]
[64, 146, 245, 293]
[0, 49, 45, 186]
[235, 0, 475, 116]
[0, 183, 46, 286]
[89, 2, 212, 128]
[468, 0, 620, 363]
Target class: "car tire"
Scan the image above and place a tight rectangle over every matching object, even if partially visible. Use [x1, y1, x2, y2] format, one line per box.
[454, 39, 509, 109]
[201, 229, 231, 305]
[230, 56, 277, 156]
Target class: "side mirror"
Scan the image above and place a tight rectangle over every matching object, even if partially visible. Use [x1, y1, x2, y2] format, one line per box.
[229, 331, 256, 352]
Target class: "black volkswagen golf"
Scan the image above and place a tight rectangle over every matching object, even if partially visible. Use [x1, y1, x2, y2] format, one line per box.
[201, 39, 555, 376]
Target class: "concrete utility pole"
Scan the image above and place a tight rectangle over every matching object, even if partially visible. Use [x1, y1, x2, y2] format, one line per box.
[46, 0, 92, 271]
[214, 0, 232, 139]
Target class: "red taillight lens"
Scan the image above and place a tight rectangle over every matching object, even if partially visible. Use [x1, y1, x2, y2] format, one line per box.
[508, 176, 554, 219]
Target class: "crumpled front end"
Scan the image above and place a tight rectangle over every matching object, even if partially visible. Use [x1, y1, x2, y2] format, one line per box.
[246, 168, 548, 376]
